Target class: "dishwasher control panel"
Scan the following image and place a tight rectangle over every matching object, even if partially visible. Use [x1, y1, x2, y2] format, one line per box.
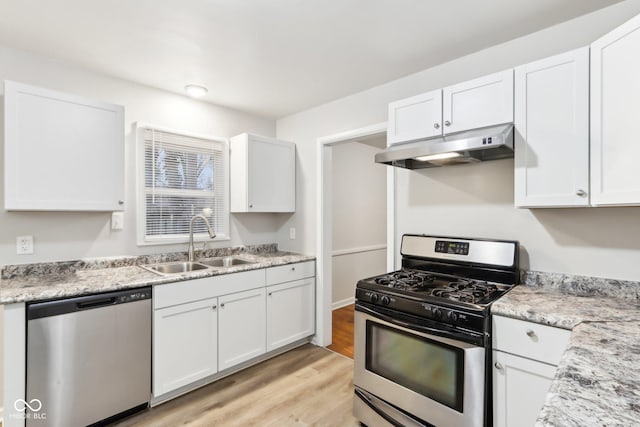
[118, 290, 152, 303]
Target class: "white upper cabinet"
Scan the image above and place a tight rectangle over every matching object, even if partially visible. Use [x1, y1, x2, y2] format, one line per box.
[514, 48, 590, 208]
[230, 133, 296, 212]
[387, 70, 513, 145]
[442, 69, 514, 134]
[590, 13, 640, 206]
[4, 81, 124, 211]
[387, 90, 442, 145]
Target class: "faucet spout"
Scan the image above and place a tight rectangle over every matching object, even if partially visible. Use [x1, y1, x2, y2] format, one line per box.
[188, 214, 216, 262]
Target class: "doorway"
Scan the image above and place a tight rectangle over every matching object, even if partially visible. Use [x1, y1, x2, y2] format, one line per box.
[315, 123, 394, 351]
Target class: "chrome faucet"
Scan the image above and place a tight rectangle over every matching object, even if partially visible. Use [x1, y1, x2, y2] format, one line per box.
[188, 214, 216, 262]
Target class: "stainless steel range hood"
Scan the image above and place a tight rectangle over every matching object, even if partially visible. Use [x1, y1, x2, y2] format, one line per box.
[375, 123, 514, 169]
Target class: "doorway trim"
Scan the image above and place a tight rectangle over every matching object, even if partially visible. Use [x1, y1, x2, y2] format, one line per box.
[315, 121, 393, 346]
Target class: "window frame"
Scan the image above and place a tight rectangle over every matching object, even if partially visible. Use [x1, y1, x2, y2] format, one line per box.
[135, 122, 230, 246]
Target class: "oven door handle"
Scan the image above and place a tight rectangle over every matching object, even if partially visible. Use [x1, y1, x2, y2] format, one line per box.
[356, 303, 482, 341]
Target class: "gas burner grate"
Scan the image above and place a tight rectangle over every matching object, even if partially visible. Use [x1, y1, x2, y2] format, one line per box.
[374, 270, 437, 289]
[431, 280, 498, 304]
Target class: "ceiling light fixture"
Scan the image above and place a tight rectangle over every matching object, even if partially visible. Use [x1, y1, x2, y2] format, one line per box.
[184, 84, 208, 98]
[414, 152, 462, 162]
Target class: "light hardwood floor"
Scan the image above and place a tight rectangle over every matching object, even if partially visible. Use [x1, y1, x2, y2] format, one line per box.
[327, 304, 355, 359]
[113, 344, 359, 427]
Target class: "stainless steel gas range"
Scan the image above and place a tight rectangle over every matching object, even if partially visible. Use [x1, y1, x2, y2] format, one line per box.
[353, 234, 519, 427]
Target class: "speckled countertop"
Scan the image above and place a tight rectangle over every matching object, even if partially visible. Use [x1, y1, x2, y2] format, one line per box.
[492, 271, 640, 427]
[0, 245, 315, 304]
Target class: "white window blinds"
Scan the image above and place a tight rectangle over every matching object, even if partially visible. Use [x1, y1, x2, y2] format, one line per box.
[138, 125, 228, 244]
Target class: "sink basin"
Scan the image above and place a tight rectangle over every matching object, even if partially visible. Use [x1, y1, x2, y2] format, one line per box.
[143, 261, 210, 275]
[199, 257, 256, 268]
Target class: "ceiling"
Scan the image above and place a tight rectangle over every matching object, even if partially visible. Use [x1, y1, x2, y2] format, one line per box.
[0, 0, 621, 119]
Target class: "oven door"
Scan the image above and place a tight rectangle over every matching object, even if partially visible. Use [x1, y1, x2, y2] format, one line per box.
[354, 304, 486, 427]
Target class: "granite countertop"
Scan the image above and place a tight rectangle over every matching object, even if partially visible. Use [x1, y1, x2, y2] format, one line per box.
[0, 245, 315, 304]
[491, 271, 640, 427]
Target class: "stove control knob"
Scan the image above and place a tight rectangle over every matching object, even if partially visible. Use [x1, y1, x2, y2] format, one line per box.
[433, 308, 442, 318]
[370, 293, 379, 303]
[381, 296, 391, 306]
[447, 311, 458, 322]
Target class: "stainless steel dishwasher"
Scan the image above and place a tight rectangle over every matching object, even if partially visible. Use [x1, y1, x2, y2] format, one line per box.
[26, 287, 152, 427]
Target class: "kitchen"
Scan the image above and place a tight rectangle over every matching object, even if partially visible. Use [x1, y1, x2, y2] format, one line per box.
[2, 1, 640, 426]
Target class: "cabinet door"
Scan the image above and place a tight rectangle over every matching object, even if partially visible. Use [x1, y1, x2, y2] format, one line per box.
[443, 70, 513, 134]
[387, 90, 442, 144]
[4, 81, 124, 211]
[514, 48, 590, 207]
[153, 297, 218, 396]
[492, 350, 557, 427]
[266, 278, 315, 352]
[591, 14, 640, 206]
[218, 288, 266, 371]
[230, 134, 295, 213]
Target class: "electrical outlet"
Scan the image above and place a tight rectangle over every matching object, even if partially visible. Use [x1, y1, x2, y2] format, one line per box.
[17, 235, 34, 255]
[289, 227, 296, 240]
[111, 212, 124, 230]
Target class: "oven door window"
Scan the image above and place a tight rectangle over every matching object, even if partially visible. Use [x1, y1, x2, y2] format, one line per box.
[365, 320, 464, 412]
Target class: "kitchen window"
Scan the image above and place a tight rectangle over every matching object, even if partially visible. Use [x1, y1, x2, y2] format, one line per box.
[136, 123, 229, 245]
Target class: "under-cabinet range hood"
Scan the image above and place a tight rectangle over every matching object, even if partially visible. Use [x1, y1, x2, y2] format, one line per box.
[375, 123, 514, 169]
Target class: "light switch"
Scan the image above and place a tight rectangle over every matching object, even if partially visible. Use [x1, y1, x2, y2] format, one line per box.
[111, 212, 124, 230]
[16, 235, 34, 255]
[289, 227, 296, 239]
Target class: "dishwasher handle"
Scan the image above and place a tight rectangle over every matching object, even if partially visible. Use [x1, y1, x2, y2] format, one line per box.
[77, 297, 117, 309]
[28, 287, 152, 320]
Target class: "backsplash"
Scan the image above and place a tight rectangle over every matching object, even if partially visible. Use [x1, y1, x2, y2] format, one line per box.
[1, 243, 279, 279]
[521, 270, 640, 304]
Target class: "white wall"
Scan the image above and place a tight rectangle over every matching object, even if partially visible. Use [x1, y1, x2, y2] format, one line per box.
[0, 45, 282, 265]
[331, 142, 387, 307]
[277, 0, 640, 281]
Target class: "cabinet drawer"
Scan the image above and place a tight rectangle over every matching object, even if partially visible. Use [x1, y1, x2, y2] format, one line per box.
[266, 261, 315, 285]
[492, 316, 571, 366]
[154, 269, 265, 309]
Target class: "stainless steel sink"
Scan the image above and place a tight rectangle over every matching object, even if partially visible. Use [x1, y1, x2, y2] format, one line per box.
[143, 261, 210, 275]
[198, 257, 256, 268]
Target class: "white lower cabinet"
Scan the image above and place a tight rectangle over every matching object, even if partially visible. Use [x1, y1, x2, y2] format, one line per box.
[266, 278, 315, 351]
[492, 315, 571, 427]
[153, 297, 218, 396]
[492, 350, 557, 427]
[152, 262, 315, 401]
[218, 287, 267, 371]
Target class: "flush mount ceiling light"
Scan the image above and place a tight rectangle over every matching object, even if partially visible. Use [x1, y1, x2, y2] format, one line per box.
[184, 84, 208, 98]
[414, 152, 462, 162]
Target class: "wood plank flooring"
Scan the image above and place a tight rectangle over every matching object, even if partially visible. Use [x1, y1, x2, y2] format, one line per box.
[113, 344, 359, 427]
[327, 304, 355, 359]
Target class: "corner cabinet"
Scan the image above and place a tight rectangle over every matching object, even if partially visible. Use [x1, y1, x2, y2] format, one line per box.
[590, 13, 640, 206]
[230, 133, 296, 212]
[4, 80, 125, 211]
[492, 316, 571, 427]
[514, 48, 590, 208]
[387, 70, 513, 145]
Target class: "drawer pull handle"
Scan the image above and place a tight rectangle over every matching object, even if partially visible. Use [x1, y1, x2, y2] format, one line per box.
[526, 329, 536, 338]
[494, 362, 503, 371]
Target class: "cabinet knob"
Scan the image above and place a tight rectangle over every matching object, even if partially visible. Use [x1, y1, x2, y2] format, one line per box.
[494, 362, 503, 371]
[212, 305, 217, 310]
[221, 303, 225, 308]
[118, 200, 124, 205]
[249, 204, 253, 208]
[526, 329, 536, 338]
[433, 123, 440, 129]
[576, 189, 587, 197]
[268, 292, 272, 297]
[444, 120, 451, 127]
[291, 267, 296, 271]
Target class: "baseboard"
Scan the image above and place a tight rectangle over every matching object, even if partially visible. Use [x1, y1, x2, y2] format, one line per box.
[332, 297, 355, 310]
